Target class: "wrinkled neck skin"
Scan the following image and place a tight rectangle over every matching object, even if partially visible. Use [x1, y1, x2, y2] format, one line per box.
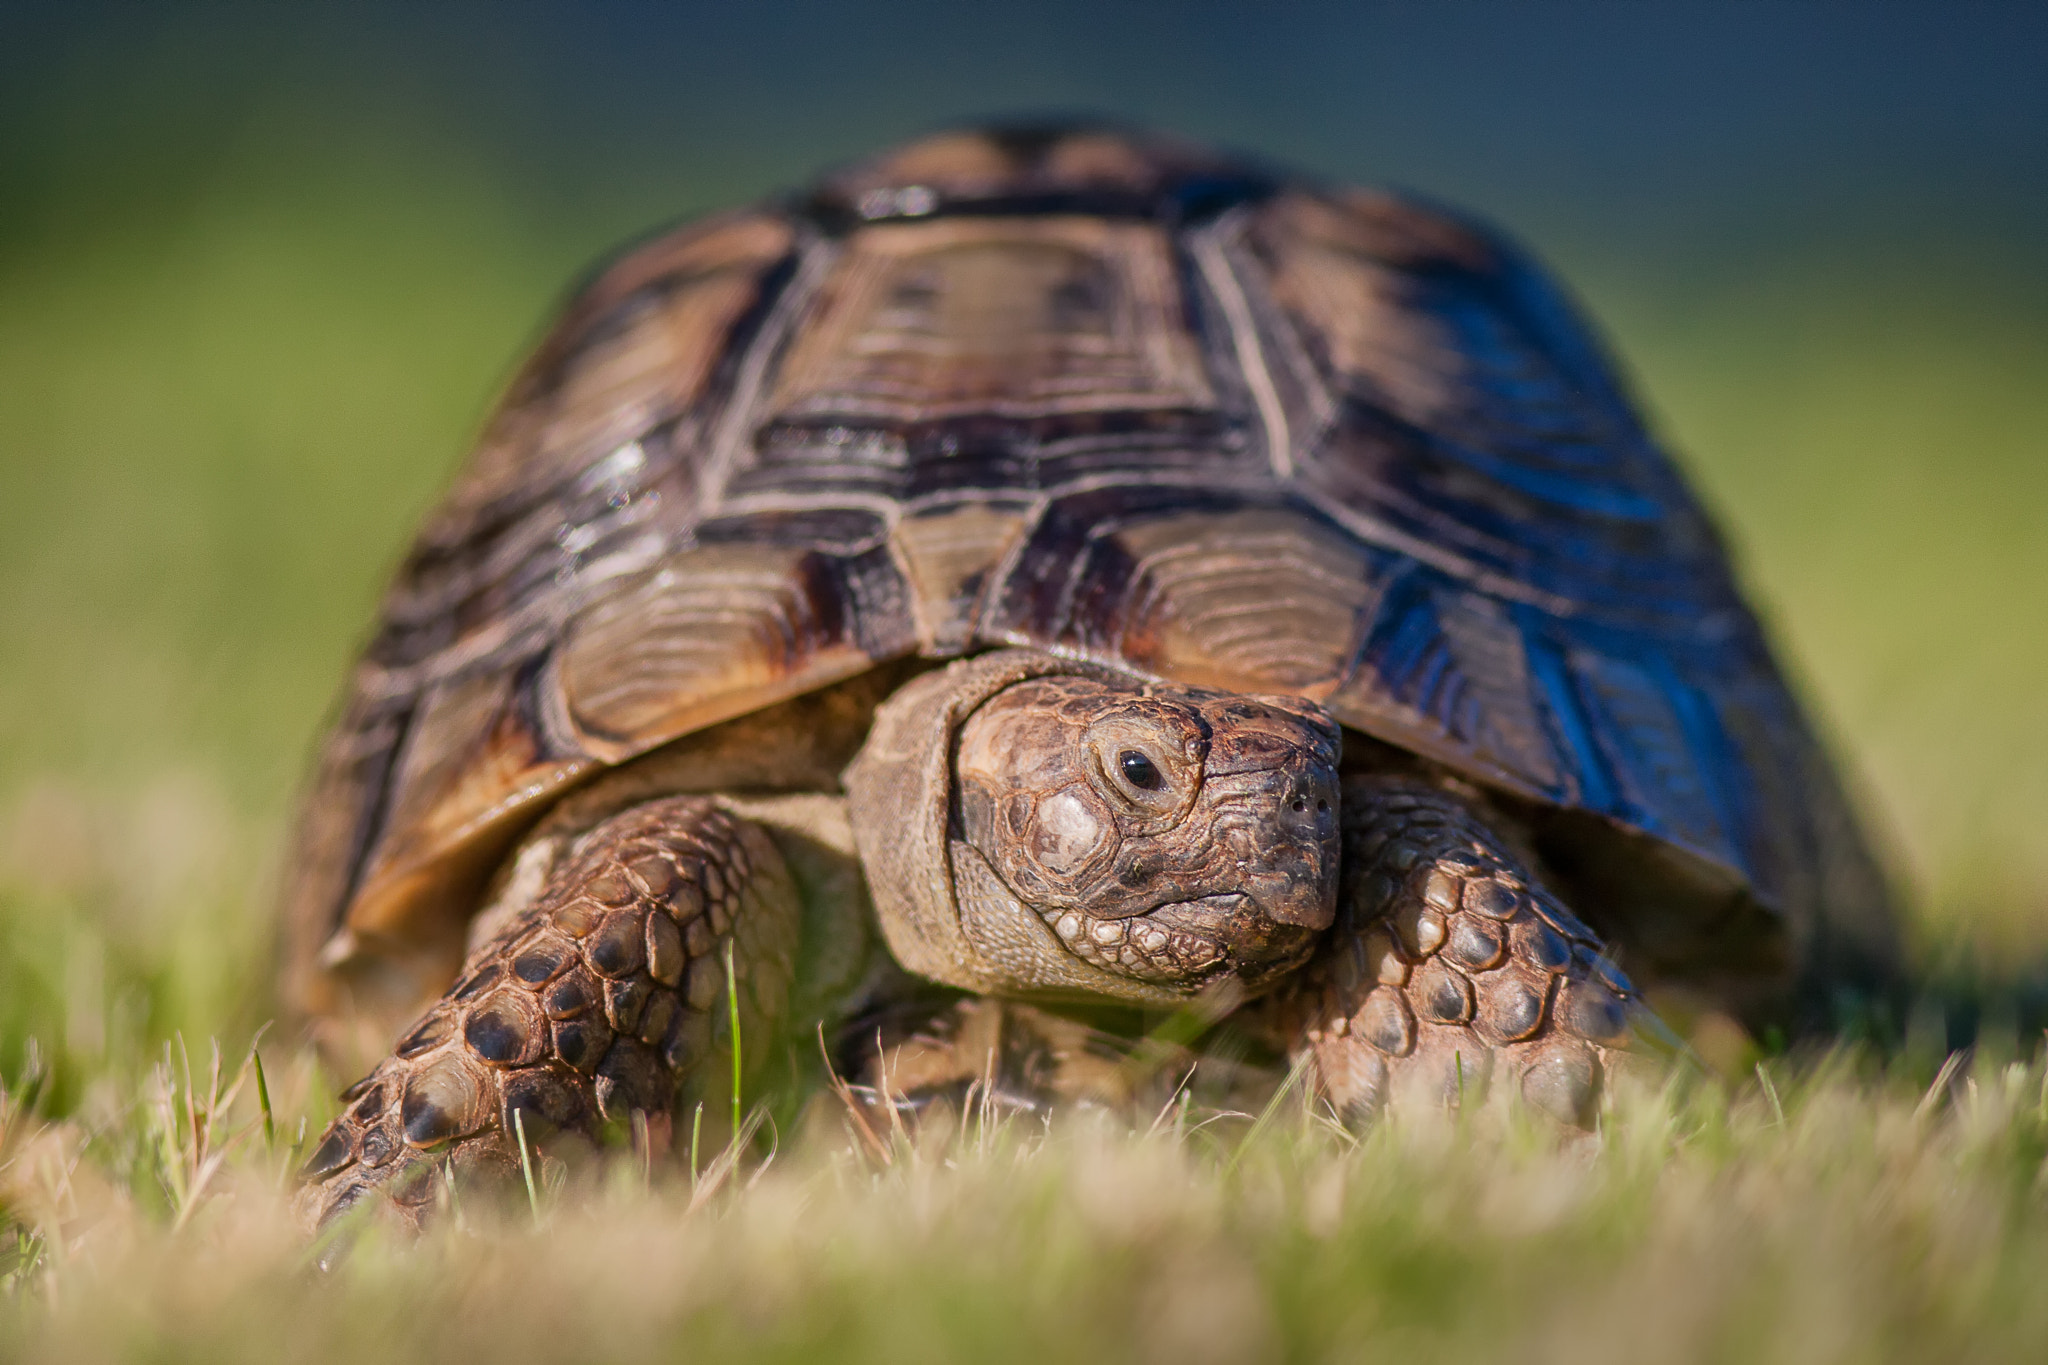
[847, 651, 1343, 1007]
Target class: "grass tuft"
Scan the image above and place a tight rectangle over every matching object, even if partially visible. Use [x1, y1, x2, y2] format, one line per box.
[4, 1041, 2048, 1359]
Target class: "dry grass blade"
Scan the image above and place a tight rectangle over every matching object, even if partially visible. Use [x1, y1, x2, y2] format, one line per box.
[513, 1108, 541, 1226]
[1227, 1048, 1317, 1172]
[818, 1024, 889, 1167]
[685, 1107, 769, 1214]
[1755, 1060, 1787, 1128]
[1915, 1050, 1970, 1124]
[143, 1032, 268, 1232]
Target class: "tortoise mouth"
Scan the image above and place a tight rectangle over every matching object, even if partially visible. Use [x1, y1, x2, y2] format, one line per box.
[1039, 892, 1319, 991]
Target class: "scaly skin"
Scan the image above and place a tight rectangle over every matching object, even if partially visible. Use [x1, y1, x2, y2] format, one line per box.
[1279, 777, 1646, 1124]
[952, 674, 1341, 996]
[299, 797, 800, 1231]
[301, 664, 1657, 1228]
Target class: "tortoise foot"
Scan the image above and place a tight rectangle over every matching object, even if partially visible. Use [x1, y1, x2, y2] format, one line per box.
[298, 796, 800, 1233]
[1289, 778, 1655, 1126]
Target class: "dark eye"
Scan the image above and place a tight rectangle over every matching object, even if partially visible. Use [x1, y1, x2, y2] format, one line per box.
[1118, 750, 1164, 790]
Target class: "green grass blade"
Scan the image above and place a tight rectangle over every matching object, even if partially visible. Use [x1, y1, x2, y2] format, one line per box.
[725, 938, 742, 1139]
[251, 1047, 275, 1150]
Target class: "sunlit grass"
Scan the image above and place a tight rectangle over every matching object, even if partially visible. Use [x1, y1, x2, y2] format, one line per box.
[3, 137, 2047, 1359]
[5, 1020, 2048, 1362]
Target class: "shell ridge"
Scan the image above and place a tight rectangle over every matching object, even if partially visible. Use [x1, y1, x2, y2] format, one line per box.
[1185, 216, 1292, 478]
[284, 127, 1894, 1025]
[693, 230, 841, 515]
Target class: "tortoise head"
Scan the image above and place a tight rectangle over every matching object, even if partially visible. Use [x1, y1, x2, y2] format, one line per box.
[845, 651, 1340, 1006]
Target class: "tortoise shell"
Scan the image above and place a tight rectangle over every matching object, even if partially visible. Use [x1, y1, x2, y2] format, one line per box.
[283, 125, 1891, 1021]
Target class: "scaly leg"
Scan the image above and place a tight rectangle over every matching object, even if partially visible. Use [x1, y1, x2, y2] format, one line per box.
[299, 796, 800, 1230]
[1286, 778, 1652, 1126]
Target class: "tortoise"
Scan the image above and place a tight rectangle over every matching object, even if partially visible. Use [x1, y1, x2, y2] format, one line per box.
[283, 124, 1897, 1227]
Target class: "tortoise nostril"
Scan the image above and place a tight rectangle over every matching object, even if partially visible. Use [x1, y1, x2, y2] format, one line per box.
[1291, 799, 1307, 813]
[1316, 799, 1328, 813]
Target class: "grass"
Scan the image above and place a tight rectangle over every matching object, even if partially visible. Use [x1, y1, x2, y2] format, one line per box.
[2, 127, 2047, 1360]
[7, 1045, 2048, 1362]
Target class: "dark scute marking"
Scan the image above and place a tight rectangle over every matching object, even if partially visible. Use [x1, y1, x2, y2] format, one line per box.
[696, 506, 889, 557]
[606, 976, 651, 1034]
[905, 411, 1242, 498]
[357, 1124, 397, 1167]
[1301, 410, 1710, 617]
[637, 990, 678, 1046]
[1445, 916, 1504, 971]
[1463, 879, 1520, 920]
[543, 972, 596, 1020]
[838, 541, 921, 660]
[388, 1160, 439, 1208]
[511, 943, 569, 985]
[1558, 980, 1629, 1045]
[396, 1015, 452, 1059]
[399, 1054, 485, 1148]
[338, 1075, 379, 1105]
[985, 483, 1274, 647]
[502, 1069, 587, 1140]
[301, 1126, 355, 1180]
[736, 423, 910, 503]
[693, 243, 804, 407]
[1477, 972, 1547, 1043]
[554, 1016, 615, 1074]
[808, 170, 1275, 232]
[1356, 987, 1415, 1057]
[645, 912, 685, 986]
[594, 1039, 671, 1122]
[1414, 961, 1475, 1024]
[454, 965, 501, 1001]
[1522, 631, 1620, 813]
[1592, 955, 1636, 997]
[464, 992, 543, 1066]
[315, 1180, 374, 1237]
[1512, 917, 1572, 973]
[586, 911, 648, 978]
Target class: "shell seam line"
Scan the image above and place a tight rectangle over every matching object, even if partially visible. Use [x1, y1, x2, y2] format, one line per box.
[1188, 217, 1291, 480]
[696, 231, 842, 513]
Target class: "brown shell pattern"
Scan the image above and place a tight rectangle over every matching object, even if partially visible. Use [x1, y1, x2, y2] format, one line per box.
[283, 125, 1890, 1012]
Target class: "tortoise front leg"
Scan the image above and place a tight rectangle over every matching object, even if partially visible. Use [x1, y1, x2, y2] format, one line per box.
[299, 796, 800, 1231]
[1286, 778, 1652, 1125]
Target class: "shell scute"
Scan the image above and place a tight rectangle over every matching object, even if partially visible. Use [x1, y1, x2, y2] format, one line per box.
[285, 127, 1894, 1042]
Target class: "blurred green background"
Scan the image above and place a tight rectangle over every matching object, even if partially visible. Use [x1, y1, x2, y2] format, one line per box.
[2, 1, 2045, 1085]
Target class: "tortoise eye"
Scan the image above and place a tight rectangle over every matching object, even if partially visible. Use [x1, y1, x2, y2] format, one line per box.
[1118, 750, 1164, 790]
